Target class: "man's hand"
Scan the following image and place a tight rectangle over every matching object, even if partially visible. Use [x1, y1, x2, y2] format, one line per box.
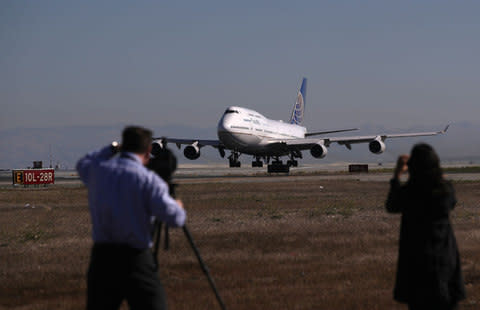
[175, 199, 184, 209]
[394, 154, 409, 179]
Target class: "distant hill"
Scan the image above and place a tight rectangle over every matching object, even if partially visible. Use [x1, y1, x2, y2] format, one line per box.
[1, 122, 479, 169]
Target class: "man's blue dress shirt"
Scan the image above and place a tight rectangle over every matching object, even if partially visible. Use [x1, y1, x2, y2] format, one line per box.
[76, 146, 186, 250]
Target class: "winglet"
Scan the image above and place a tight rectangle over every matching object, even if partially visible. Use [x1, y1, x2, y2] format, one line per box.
[441, 124, 450, 134]
[290, 78, 307, 125]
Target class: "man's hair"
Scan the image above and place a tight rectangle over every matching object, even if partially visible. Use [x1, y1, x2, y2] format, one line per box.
[121, 126, 153, 154]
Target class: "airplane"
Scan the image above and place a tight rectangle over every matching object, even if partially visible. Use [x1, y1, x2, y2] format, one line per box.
[152, 78, 449, 173]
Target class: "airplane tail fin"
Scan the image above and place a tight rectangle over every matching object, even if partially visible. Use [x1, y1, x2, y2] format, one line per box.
[289, 78, 307, 125]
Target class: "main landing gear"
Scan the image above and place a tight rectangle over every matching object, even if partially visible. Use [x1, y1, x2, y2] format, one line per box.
[267, 157, 290, 173]
[229, 152, 241, 168]
[266, 152, 301, 173]
[232, 152, 301, 172]
[287, 159, 298, 167]
[287, 150, 301, 167]
[252, 156, 264, 168]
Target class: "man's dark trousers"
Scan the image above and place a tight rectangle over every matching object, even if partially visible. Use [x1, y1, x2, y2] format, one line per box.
[87, 243, 167, 310]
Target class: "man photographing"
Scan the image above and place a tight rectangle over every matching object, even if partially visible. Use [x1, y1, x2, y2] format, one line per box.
[76, 126, 186, 310]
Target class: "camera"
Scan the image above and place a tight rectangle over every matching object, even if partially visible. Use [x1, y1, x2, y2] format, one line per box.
[110, 141, 121, 154]
[148, 145, 177, 194]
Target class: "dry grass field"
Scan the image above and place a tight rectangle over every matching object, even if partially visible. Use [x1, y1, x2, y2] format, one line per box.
[1, 178, 479, 309]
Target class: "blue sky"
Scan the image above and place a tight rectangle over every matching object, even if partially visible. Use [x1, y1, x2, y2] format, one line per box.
[1, 1, 479, 132]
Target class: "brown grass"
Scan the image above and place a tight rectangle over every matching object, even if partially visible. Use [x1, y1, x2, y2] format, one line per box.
[0, 180, 479, 309]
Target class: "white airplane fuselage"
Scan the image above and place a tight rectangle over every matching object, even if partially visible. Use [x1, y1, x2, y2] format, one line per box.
[217, 106, 306, 156]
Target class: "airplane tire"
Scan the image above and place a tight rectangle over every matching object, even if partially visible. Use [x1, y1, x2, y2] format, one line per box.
[287, 160, 298, 167]
[267, 164, 289, 173]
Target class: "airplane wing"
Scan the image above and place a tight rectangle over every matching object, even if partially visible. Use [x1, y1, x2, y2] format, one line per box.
[325, 125, 449, 147]
[153, 137, 222, 149]
[153, 125, 448, 160]
[152, 137, 226, 159]
[266, 125, 450, 153]
[304, 128, 358, 137]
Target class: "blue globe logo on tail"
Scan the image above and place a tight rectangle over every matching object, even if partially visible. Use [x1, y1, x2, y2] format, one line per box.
[290, 78, 307, 125]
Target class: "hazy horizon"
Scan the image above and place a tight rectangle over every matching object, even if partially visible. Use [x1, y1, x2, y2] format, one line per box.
[1, 121, 479, 170]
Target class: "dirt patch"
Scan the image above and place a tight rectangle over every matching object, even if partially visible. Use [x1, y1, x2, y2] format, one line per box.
[0, 180, 479, 309]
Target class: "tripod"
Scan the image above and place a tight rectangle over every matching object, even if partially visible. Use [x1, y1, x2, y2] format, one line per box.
[151, 184, 227, 310]
[148, 145, 226, 310]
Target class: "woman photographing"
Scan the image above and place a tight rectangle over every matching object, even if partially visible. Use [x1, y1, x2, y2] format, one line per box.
[386, 143, 465, 310]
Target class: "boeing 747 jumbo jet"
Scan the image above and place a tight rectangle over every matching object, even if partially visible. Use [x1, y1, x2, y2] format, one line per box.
[152, 78, 448, 172]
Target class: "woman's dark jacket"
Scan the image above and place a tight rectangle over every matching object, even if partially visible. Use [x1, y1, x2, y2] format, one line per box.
[386, 178, 466, 305]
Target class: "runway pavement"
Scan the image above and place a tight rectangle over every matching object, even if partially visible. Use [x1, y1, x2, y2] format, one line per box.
[175, 170, 480, 184]
[1, 163, 479, 186]
[173, 163, 480, 183]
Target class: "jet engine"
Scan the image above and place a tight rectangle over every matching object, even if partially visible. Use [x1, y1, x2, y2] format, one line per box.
[184, 144, 201, 160]
[369, 137, 386, 154]
[310, 143, 328, 158]
[151, 141, 164, 156]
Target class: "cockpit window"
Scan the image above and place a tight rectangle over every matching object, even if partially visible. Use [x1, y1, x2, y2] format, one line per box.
[224, 109, 239, 115]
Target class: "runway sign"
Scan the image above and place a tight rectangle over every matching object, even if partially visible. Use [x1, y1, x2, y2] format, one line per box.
[12, 169, 55, 185]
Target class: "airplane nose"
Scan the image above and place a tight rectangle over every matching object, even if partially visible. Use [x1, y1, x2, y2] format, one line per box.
[217, 115, 228, 132]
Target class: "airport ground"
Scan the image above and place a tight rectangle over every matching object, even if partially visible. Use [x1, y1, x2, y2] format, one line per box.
[0, 169, 479, 309]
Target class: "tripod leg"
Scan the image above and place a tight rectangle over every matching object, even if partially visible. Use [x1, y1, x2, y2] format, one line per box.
[152, 221, 163, 270]
[183, 226, 226, 310]
[164, 226, 169, 250]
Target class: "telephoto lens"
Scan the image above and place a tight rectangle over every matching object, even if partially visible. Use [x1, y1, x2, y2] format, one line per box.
[147, 146, 177, 184]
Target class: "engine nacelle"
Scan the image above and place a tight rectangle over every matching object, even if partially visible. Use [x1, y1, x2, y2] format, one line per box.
[369, 138, 386, 154]
[184, 144, 201, 160]
[151, 141, 164, 156]
[310, 143, 328, 158]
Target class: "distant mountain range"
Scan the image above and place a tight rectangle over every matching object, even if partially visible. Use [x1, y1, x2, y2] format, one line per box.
[1, 121, 479, 170]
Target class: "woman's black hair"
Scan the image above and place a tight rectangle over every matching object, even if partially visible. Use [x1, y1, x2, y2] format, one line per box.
[407, 143, 444, 192]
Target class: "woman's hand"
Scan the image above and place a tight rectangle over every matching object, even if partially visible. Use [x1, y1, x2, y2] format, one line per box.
[394, 154, 409, 180]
